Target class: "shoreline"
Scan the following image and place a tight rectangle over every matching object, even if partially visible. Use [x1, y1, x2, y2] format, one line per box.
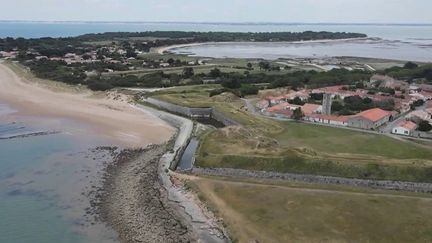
[96, 144, 194, 243]
[0, 61, 174, 147]
[95, 103, 229, 242]
[0, 61, 228, 242]
[155, 38, 432, 63]
[155, 37, 371, 55]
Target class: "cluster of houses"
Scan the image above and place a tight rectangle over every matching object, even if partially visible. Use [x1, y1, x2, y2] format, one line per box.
[258, 76, 432, 132]
[260, 96, 393, 130]
[392, 100, 432, 136]
[1, 46, 204, 74]
[0, 50, 17, 59]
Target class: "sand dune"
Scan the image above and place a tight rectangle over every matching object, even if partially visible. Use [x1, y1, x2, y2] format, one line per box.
[0, 62, 174, 147]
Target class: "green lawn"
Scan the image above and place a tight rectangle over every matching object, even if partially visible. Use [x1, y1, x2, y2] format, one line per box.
[189, 177, 432, 243]
[275, 121, 432, 160]
[151, 84, 432, 182]
[196, 121, 432, 182]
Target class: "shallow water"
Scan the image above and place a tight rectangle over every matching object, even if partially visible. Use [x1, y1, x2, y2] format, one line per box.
[172, 38, 432, 62]
[0, 103, 119, 243]
[177, 138, 199, 171]
[2, 22, 432, 62]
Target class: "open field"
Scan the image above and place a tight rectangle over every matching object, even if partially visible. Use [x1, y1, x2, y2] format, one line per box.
[274, 122, 432, 160]
[197, 124, 432, 182]
[147, 70, 432, 182]
[186, 176, 432, 243]
[106, 53, 302, 77]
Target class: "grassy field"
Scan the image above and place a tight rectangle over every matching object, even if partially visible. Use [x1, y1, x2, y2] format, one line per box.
[274, 122, 432, 160]
[197, 121, 432, 182]
[150, 84, 432, 182]
[187, 176, 432, 243]
[154, 89, 282, 133]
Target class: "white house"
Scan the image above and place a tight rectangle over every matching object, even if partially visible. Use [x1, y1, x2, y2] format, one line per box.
[392, 120, 417, 136]
[304, 114, 349, 127]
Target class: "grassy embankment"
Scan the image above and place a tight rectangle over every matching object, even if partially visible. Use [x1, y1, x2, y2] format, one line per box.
[186, 176, 432, 243]
[152, 86, 432, 182]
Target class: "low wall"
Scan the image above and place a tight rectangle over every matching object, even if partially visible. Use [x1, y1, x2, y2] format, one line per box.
[145, 97, 240, 127]
[211, 109, 240, 126]
[192, 167, 432, 193]
[412, 131, 432, 139]
[146, 97, 212, 118]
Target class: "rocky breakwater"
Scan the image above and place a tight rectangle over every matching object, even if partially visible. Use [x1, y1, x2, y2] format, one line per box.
[97, 145, 194, 243]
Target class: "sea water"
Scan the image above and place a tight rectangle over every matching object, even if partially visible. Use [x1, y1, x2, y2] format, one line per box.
[0, 104, 118, 243]
[1, 22, 432, 41]
[171, 38, 432, 62]
[1, 21, 431, 61]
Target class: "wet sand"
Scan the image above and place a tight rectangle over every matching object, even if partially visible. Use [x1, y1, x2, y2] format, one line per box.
[0, 61, 227, 243]
[0, 62, 174, 147]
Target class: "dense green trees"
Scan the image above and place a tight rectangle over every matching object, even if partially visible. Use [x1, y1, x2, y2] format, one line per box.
[404, 61, 419, 69]
[383, 62, 432, 82]
[293, 108, 305, 120]
[289, 97, 305, 105]
[330, 95, 395, 115]
[75, 31, 366, 43]
[418, 120, 432, 132]
[182, 67, 194, 78]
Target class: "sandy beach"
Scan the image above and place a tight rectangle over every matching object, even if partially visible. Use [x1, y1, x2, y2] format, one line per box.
[0, 62, 174, 147]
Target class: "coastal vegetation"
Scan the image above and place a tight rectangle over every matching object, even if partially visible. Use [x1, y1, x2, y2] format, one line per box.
[148, 85, 432, 183]
[382, 62, 432, 82]
[0, 31, 368, 91]
[76, 31, 367, 44]
[2, 30, 431, 183]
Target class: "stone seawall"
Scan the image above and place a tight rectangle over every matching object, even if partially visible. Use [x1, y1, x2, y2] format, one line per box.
[135, 104, 194, 170]
[144, 97, 239, 127]
[192, 167, 432, 193]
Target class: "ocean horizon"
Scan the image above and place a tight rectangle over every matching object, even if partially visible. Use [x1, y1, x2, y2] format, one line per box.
[1, 21, 432, 40]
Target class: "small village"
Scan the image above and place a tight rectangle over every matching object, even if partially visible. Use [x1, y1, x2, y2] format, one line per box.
[257, 74, 432, 139]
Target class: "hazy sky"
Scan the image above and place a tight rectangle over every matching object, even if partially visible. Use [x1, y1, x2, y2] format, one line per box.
[1, 0, 431, 23]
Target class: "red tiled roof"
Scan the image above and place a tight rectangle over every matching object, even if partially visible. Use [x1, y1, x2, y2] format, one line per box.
[420, 84, 432, 92]
[301, 103, 321, 115]
[266, 96, 286, 101]
[315, 85, 345, 93]
[266, 102, 292, 112]
[396, 120, 417, 130]
[356, 108, 391, 122]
